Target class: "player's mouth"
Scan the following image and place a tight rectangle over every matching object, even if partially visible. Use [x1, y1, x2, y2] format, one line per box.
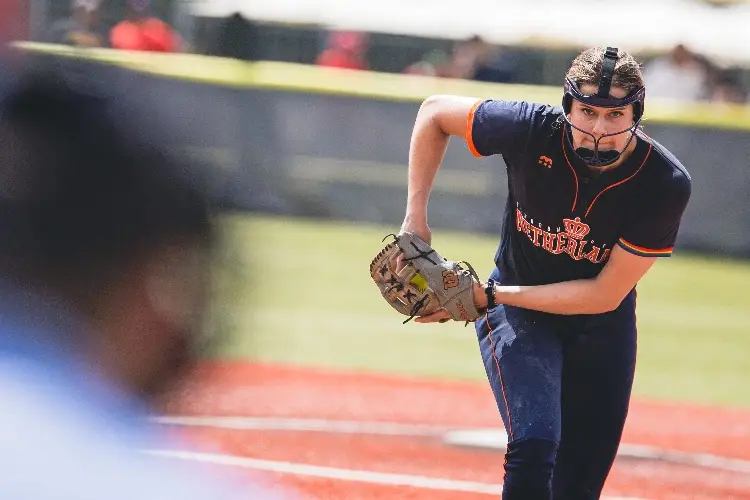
[587, 130, 632, 147]
[583, 140, 615, 151]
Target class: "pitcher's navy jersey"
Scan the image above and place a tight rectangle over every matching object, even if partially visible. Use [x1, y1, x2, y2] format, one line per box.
[467, 99, 691, 286]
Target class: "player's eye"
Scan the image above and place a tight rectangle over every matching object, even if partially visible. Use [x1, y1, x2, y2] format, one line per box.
[581, 107, 595, 116]
[609, 111, 624, 118]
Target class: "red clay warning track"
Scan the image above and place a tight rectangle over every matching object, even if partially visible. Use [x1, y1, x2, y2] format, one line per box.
[162, 362, 750, 499]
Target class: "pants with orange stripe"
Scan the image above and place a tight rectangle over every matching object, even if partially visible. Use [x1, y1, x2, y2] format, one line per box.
[474, 272, 637, 499]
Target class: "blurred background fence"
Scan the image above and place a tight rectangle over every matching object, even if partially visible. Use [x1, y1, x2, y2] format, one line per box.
[14, 0, 750, 257]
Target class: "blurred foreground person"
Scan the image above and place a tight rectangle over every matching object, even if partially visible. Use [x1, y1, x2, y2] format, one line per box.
[0, 63, 286, 499]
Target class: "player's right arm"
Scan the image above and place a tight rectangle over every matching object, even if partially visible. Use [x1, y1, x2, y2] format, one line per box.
[402, 96, 543, 242]
[402, 95, 482, 242]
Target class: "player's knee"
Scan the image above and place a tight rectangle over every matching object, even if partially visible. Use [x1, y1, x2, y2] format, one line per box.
[502, 438, 558, 500]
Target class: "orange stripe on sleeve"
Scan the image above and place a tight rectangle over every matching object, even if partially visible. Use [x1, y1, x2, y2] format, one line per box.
[618, 238, 673, 257]
[466, 99, 484, 158]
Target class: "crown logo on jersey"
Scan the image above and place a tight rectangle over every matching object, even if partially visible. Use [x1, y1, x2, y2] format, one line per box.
[563, 217, 590, 240]
[538, 155, 553, 168]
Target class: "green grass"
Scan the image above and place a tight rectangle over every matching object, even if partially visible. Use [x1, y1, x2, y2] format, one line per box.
[206, 213, 750, 408]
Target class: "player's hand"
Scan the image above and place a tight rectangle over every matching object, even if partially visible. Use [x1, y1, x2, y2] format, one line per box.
[414, 308, 451, 323]
[399, 214, 431, 244]
[396, 215, 431, 272]
[472, 280, 489, 310]
[415, 281, 488, 324]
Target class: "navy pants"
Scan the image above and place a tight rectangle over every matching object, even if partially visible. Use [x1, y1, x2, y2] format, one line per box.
[475, 269, 637, 500]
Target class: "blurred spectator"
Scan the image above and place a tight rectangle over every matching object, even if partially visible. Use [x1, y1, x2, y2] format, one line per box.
[410, 36, 516, 83]
[214, 12, 260, 61]
[315, 30, 369, 70]
[48, 0, 107, 48]
[706, 67, 747, 104]
[471, 45, 518, 83]
[110, 0, 180, 52]
[642, 44, 709, 101]
[0, 61, 287, 499]
[440, 36, 490, 79]
[403, 49, 451, 76]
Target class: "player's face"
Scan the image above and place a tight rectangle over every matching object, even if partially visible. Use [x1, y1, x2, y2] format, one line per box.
[567, 84, 635, 153]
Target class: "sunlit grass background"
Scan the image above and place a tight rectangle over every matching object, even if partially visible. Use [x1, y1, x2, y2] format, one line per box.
[207, 213, 750, 408]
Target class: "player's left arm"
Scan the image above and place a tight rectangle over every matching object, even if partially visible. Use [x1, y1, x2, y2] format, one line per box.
[479, 247, 656, 315]
[415, 247, 656, 321]
[483, 170, 691, 316]
[415, 167, 691, 322]
[487, 169, 691, 316]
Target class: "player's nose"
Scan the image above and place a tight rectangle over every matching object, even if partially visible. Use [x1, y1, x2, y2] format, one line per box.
[591, 115, 607, 137]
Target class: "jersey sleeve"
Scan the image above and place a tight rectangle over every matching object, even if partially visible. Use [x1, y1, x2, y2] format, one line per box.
[466, 99, 549, 157]
[617, 172, 692, 257]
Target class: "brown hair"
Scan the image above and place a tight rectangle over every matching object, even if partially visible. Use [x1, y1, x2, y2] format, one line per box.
[566, 47, 644, 93]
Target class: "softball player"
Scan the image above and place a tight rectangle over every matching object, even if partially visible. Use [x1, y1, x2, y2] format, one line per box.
[401, 47, 692, 499]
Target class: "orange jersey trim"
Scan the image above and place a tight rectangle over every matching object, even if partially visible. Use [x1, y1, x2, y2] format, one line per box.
[561, 125, 579, 212]
[618, 238, 673, 257]
[585, 142, 653, 218]
[466, 99, 484, 158]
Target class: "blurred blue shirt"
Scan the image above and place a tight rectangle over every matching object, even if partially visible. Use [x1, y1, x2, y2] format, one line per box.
[0, 277, 286, 499]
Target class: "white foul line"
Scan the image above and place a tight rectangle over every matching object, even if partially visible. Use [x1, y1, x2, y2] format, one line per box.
[147, 449, 648, 500]
[152, 416, 450, 436]
[444, 429, 750, 475]
[154, 416, 750, 474]
[617, 444, 750, 475]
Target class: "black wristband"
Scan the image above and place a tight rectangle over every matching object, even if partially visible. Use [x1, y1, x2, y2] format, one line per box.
[485, 279, 497, 310]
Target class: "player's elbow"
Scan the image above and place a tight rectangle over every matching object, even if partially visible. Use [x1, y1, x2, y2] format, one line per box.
[418, 95, 445, 124]
[597, 299, 621, 314]
[576, 300, 616, 315]
[420, 94, 445, 111]
[593, 292, 627, 313]
[586, 275, 633, 314]
[418, 94, 477, 138]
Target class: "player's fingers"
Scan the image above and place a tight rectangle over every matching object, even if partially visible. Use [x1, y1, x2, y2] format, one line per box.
[395, 253, 406, 273]
[415, 310, 451, 323]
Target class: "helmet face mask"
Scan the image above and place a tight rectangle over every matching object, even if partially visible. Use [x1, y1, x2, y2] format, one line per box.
[562, 47, 646, 168]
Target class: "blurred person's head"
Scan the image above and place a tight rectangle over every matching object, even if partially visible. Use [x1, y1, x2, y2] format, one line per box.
[670, 44, 696, 66]
[72, 0, 102, 28]
[445, 35, 492, 79]
[327, 31, 368, 55]
[562, 46, 646, 169]
[317, 30, 369, 70]
[125, 0, 151, 19]
[112, 0, 179, 52]
[709, 69, 747, 103]
[464, 36, 492, 60]
[0, 63, 214, 401]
